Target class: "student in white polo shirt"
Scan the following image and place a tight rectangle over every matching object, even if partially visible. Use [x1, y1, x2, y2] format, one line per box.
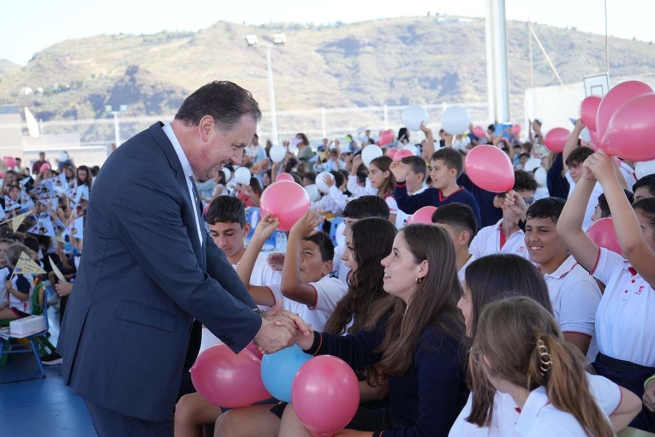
[558, 149, 655, 432]
[469, 170, 536, 260]
[468, 297, 617, 437]
[450, 255, 641, 437]
[395, 156, 428, 229]
[431, 203, 478, 284]
[524, 198, 601, 359]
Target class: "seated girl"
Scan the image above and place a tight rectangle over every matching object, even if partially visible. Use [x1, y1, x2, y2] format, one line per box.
[469, 296, 616, 437]
[278, 224, 468, 436]
[449, 254, 641, 436]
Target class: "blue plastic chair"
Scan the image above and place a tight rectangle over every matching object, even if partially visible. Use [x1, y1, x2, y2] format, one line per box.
[0, 285, 49, 379]
[329, 217, 345, 247]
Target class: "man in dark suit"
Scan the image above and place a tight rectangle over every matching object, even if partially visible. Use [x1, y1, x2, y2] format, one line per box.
[57, 81, 307, 436]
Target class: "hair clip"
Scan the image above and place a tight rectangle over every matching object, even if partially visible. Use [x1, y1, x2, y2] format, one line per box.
[537, 339, 552, 376]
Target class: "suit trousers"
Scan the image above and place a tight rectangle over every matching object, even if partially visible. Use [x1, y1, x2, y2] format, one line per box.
[84, 399, 173, 437]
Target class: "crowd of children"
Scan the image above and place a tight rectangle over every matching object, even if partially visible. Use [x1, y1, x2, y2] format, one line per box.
[9, 120, 655, 437]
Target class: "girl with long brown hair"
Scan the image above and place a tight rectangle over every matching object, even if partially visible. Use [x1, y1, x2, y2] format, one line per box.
[470, 296, 615, 437]
[366, 156, 398, 226]
[279, 224, 468, 436]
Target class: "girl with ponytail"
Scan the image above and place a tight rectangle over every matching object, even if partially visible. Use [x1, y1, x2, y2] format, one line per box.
[470, 296, 613, 437]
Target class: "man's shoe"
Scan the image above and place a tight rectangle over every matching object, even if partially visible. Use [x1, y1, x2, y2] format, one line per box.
[41, 352, 62, 366]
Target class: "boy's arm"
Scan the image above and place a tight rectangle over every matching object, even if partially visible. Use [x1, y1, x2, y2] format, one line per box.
[235, 214, 279, 307]
[562, 119, 585, 172]
[281, 210, 324, 306]
[5, 278, 29, 302]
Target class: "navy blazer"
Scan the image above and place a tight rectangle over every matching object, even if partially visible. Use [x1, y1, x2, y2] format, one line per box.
[57, 123, 262, 421]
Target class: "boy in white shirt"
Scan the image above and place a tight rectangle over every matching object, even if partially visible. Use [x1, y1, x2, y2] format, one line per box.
[395, 156, 428, 229]
[239, 209, 347, 332]
[469, 170, 537, 260]
[431, 203, 478, 284]
[206, 197, 280, 290]
[525, 197, 601, 358]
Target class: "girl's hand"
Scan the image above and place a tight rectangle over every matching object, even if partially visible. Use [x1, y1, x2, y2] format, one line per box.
[584, 150, 615, 185]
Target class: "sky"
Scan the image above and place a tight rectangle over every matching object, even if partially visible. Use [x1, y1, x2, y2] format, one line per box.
[1, 0, 654, 65]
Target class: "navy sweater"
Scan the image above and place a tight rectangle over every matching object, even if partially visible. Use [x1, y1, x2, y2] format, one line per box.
[305, 324, 467, 437]
[394, 182, 482, 229]
[457, 173, 502, 228]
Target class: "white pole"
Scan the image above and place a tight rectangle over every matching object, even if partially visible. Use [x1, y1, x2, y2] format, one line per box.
[494, 0, 510, 123]
[113, 112, 121, 146]
[266, 46, 279, 145]
[321, 106, 326, 138]
[485, 0, 496, 123]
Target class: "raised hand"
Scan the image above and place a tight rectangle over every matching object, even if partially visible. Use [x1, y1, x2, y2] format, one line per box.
[267, 252, 285, 271]
[322, 173, 335, 188]
[584, 150, 615, 185]
[253, 213, 280, 241]
[501, 190, 529, 220]
[290, 209, 323, 239]
[389, 159, 409, 182]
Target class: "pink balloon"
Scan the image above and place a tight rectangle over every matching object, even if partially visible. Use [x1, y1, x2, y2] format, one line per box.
[376, 129, 394, 146]
[544, 128, 571, 153]
[580, 96, 602, 132]
[0, 171, 5, 178]
[40, 162, 51, 172]
[412, 206, 437, 225]
[587, 218, 621, 255]
[596, 81, 653, 151]
[260, 181, 311, 232]
[465, 145, 515, 193]
[606, 92, 655, 162]
[276, 173, 294, 182]
[3, 156, 16, 169]
[511, 124, 522, 135]
[291, 356, 360, 436]
[473, 126, 486, 138]
[394, 149, 414, 160]
[191, 344, 270, 408]
[387, 148, 399, 159]
[245, 341, 263, 361]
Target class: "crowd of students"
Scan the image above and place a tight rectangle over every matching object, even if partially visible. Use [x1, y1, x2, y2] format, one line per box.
[8, 119, 655, 437]
[165, 120, 655, 437]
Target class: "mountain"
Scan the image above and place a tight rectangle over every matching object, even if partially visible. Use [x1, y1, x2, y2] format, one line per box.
[3, 16, 655, 130]
[0, 59, 21, 78]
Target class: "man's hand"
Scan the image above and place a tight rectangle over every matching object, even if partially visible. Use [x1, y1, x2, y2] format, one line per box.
[253, 213, 279, 241]
[290, 209, 323, 239]
[253, 302, 311, 354]
[267, 252, 285, 271]
[55, 281, 73, 297]
[644, 378, 655, 412]
[389, 160, 409, 182]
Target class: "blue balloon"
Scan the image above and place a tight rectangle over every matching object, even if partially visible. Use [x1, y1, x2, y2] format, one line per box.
[260, 344, 312, 402]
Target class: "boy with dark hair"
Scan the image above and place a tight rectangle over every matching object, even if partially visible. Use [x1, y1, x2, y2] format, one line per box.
[592, 190, 635, 222]
[431, 203, 478, 283]
[206, 196, 280, 292]
[239, 210, 345, 331]
[391, 148, 482, 227]
[633, 174, 655, 202]
[468, 170, 537, 260]
[396, 156, 428, 229]
[524, 197, 601, 358]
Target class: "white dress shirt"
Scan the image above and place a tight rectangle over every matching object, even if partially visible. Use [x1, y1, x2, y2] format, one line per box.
[162, 123, 203, 245]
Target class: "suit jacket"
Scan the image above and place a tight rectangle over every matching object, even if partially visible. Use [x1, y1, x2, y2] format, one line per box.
[57, 123, 262, 421]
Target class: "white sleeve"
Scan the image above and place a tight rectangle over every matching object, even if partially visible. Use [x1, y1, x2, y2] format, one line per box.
[265, 283, 285, 307]
[385, 196, 398, 216]
[328, 186, 348, 210]
[347, 175, 377, 198]
[469, 230, 486, 259]
[448, 394, 491, 437]
[557, 278, 601, 337]
[309, 278, 347, 315]
[587, 374, 622, 416]
[590, 248, 626, 286]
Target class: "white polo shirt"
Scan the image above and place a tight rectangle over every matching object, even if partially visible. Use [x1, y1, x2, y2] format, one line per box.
[618, 160, 637, 189]
[591, 248, 655, 367]
[449, 374, 620, 437]
[458, 254, 476, 285]
[395, 185, 428, 229]
[542, 256, 601, 362]
[347, 175, 377, 199]
[469, 219, 529, 260]
[266, 276, 348, 332]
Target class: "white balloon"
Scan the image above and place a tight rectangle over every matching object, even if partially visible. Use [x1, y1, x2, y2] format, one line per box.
[361, 145, 383, 167]
[635, 159, 655, 180]
[221, 167, 232, 182]
[234, 167, 251, 185]
[402, 105, 429, 131]
[58, 151, 69, 162]
[304, 184, 321, 202]
[441, 106, 471, 136]
[269, 145, 286, 163]
[534, 167, 547, 186]
[524, 158, 542, 173]
[579, 127, 591, 142]
[316, 171, 334, 193]
[403, 143, 418, 156]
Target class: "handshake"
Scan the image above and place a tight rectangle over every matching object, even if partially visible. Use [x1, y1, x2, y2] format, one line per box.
[252, 301, 314, 354]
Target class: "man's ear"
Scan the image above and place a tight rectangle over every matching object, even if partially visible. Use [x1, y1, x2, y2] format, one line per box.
[198, 115, 215, 143]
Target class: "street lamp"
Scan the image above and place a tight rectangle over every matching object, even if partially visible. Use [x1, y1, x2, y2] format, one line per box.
[105, 104, 127, 147]
[245, 33, 285, 145]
